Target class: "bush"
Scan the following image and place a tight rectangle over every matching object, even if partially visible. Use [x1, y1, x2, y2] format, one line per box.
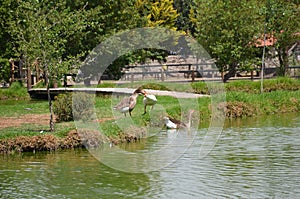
[139, 83, 170, 91]
[72, 92, 95, 121]
[53, 92, 95, 122]
[53, 93, 73, 122]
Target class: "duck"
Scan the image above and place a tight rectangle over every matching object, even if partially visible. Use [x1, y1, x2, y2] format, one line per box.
[163, 110, 195, 129]
[113, 88, 143, 117]
[140, 89, 157, 115]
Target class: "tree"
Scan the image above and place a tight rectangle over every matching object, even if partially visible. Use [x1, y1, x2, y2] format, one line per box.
[8, 0, 86, 131]
[136, 0, 179, 30]
[77, 0, 145, 81]
[191, 0, 264, 82]
[173, 0, 194, 32]
[264, 0, 300, 76]
[110, 0, 180, 69]
[0, 0, 19, 84]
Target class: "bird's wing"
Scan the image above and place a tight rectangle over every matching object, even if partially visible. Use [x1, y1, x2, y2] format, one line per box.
[146, 94, 157, 101]
[128, 96, 137, 110]
[169, 117, 186, 127]
[114, 96, 130, 110]
[167, 120, 178, 129]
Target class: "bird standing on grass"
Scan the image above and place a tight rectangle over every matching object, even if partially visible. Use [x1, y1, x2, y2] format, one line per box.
[113, 88, 143, 117]
[163, 110, 195, 129]
[140, 89, 157, 115]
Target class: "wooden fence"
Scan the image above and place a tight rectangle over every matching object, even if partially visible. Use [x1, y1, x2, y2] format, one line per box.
[121, 63, 221, 82]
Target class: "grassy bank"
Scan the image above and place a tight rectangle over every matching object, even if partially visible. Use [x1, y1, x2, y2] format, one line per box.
[0, 78, 299, 153]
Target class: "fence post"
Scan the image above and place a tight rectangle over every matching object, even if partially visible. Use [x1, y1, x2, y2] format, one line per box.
[191, 70, 195, 82]
[188, 64, 191, 78]
[130, 73, 134, 83]
[161, 69, 164, 81]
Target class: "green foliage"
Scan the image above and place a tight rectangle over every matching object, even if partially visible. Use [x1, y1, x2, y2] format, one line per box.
[1, 0, 298, 84]
[1, 81, 300, 148]
[0, 58, 10, 83]
[72, 92, 95, 121]
[225, 77, 300, 93]
[225, 89, 300, 116]
[53, 92, 95, 122]
[191, 0, 265, 81]
[264, 0, 300, 75]
[136, 0, 179, 29]
[0, 82, 29, 100]
[7, 0, 86, 85]
[97, 82, 117, 88]
[139, 83, 171, 90]
[191, 82, 209, 94]
[174, 0, 194, 32]
[53, 93, 73, 122]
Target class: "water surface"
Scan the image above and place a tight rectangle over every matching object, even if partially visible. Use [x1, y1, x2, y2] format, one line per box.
[0, 113, 299, 198]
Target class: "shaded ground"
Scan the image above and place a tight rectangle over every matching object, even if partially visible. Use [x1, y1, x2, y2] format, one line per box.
[0, 114, 50, 129]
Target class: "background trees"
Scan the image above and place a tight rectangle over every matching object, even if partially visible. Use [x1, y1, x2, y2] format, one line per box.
[190, 0, 299, 82]
[264, 0, 300, 76]
[190, 0, 265, 82]
[0, 0, 299, 84]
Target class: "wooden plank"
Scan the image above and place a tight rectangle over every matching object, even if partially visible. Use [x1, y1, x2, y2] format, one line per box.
[28, 87, 210, 99]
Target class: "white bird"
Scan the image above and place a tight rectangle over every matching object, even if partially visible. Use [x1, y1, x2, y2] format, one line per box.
[163, 110, 195, 129]
[113, 89, 143, 117]
[140, 89, 157, 115]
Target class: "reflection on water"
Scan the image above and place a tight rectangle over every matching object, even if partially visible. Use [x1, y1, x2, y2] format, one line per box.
[0, 113, 299, 198]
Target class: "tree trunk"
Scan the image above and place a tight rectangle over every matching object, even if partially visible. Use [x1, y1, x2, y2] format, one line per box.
[277, 48, 289, 76]
[27, 67, 32, 90]
[45, 64, 54, 132]
[223, 65, 237, 83]
[47, 83, 55, 132]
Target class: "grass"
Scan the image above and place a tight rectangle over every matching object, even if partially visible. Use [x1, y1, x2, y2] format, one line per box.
[225, 77, 300, 93]
[1, 77, 300, 141]
[0, 82, 30, 100]
[0, 99, 49, 117]
[0, 122, 75, 140]
[98, 77, 300, 95]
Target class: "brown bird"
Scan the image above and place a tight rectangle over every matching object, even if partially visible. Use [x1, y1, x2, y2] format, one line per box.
[113, 88, 143, 117]
[163, 110, 195, 129]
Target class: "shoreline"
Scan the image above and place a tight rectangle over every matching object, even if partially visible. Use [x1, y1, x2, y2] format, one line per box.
[1, 78, 300, 154]
[1, 106, 300, 154]
[0, 129, 145, 154]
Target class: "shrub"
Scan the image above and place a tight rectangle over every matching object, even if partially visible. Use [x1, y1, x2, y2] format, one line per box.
[53, 93, 73, 122]
[72, 92, 95, 121]
[53, 92, 95, 122]
[139, 83, 170, 91]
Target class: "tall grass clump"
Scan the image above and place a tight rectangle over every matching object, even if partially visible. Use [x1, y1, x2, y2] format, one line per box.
[225, 80, 261, 93]
[225, 77, 300, 93]
[224, 89, 300, 117]
[191, 82, 209, 94]
[0, 82, 29, 100]
[263, 77, 300, 92]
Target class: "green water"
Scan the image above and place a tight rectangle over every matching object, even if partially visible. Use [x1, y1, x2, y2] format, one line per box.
[0, 113, 299, 198]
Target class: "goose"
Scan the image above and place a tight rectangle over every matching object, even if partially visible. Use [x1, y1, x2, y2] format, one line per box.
[113, 89, 143, 117]
[140, 89, 157, 115]
[163, 110, 195, 129]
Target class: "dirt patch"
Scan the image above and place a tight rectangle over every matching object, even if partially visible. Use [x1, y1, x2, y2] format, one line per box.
[0, 114, 51, 129]
[0, 113, 147, 153]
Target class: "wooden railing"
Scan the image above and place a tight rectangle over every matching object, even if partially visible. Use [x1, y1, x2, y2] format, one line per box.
[122, 63, 220, 82]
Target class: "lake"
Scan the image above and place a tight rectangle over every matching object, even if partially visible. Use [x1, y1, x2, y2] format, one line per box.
[0, 113, 299, 198]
